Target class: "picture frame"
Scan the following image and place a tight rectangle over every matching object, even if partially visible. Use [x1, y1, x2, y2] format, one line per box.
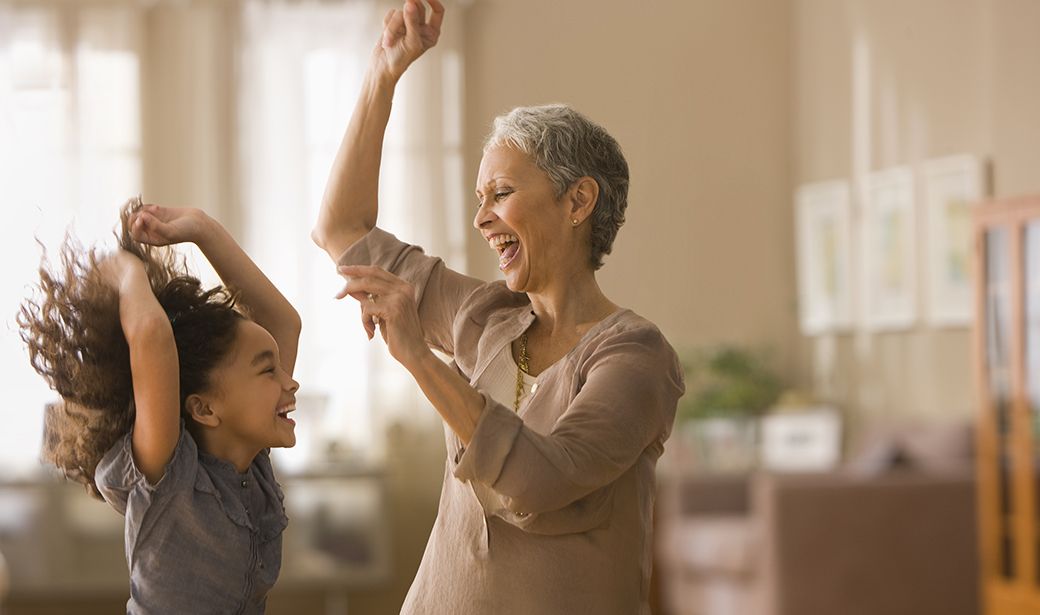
[922, 155, 985, 327]
[862, 166, 916, 330]
[795, 180, 854, 335]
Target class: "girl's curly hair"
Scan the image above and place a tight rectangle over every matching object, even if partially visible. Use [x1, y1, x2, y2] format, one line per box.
[18, 197, 245, 499]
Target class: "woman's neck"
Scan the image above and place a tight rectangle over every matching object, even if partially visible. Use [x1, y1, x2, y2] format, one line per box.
[527, 270, 618, 339]
[516, 272, 617, 376]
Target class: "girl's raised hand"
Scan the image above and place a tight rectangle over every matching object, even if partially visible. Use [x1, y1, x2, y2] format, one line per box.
[129, 204, 207, 247]
[374, 0, 445, 81]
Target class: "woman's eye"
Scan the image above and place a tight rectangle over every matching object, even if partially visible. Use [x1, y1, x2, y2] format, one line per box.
[495, 190, 512, 200]
[263, 367, 276, 375]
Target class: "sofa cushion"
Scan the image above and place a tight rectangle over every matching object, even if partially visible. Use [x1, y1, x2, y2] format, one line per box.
[844, 421, 973, 475]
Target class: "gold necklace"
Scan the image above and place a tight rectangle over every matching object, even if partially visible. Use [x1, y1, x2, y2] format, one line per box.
[514, 332, 530, 412]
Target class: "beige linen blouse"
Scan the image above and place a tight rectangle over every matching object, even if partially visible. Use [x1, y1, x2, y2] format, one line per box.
[339, 228, 685, 615]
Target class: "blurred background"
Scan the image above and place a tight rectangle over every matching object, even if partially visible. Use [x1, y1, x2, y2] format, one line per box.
[1, 0, 1039, 614]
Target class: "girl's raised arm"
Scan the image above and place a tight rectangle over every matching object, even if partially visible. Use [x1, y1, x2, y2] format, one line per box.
[99, 251, 181, 484]
[128, 205, 302, 375]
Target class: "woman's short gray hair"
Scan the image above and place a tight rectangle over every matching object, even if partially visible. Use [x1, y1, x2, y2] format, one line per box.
[484, 104, 629, 270]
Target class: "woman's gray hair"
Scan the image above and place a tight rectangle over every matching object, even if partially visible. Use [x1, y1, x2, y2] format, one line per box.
[484, 104, 629, 270]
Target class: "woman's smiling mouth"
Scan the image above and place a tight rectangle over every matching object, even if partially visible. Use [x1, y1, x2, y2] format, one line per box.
[488, 233, 520, 270]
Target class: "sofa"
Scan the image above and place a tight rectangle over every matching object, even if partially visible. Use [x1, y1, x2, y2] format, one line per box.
[655, 421, 979, 615]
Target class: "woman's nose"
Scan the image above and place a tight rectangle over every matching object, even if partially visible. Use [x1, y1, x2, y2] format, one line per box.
[473, 202, 494, 229]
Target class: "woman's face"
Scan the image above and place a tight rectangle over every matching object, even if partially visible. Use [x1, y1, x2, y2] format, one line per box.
[473, 146, 578, 293]
[205, 320, 298, 450]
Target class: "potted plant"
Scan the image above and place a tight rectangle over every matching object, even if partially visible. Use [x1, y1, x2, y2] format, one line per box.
[675, 345, 782, 474]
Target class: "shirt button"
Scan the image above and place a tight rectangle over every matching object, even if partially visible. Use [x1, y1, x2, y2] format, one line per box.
[259, 562, 265, 569]
[515, 511, 529, 518]
[531, 383, 538, 393]
[241, 480, 248, 488]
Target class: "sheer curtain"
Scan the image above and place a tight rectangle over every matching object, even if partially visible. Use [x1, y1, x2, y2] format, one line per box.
[0, 3, 143, 478]
[236, 0, 467, 470]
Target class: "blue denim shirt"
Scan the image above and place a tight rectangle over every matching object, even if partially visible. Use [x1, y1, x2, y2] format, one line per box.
[96, 425, 288, 614]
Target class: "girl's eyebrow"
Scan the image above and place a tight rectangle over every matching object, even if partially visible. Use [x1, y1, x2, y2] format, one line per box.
[250, 350, 275, 367]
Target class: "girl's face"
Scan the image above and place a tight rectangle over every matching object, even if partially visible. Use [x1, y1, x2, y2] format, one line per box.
[473, 146, 580, 293]
[206, 320, 298, 451]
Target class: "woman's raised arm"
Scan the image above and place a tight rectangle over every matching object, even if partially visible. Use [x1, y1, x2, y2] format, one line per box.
[311, 0, 444, 261]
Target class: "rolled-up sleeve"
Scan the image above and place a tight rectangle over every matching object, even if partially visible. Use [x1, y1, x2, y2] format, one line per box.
[336, 227, 483, 356]
[454, 326, 685, 515]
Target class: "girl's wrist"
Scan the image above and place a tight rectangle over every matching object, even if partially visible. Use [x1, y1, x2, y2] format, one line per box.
[191, 210, 221, 250]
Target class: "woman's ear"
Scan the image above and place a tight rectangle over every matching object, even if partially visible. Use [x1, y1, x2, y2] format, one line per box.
[568, 177, 599, 225]
[185, 394, 220, 428]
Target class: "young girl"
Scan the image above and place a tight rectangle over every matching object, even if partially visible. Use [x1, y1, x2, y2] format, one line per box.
[19, 197, 301, 614]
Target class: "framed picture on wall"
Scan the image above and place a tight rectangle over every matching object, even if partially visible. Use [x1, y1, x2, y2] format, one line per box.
[796, 180, 854, 335]
[922, 155, 986, 327]
[862, 166, 916, 330]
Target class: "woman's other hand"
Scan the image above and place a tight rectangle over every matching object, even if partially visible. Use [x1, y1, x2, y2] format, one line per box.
[336, 265, 430, 368]
[128, 204, 208, 247]
[373, 0, 444, 81]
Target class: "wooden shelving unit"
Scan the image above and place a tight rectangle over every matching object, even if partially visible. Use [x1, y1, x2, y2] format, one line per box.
[975, 195, 1040, 615]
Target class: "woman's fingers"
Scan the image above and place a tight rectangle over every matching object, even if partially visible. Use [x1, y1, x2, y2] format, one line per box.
[383, 9, 406, 48]
[335, 265, 416, 343]
[334, 275, 395, 301]
[337, 264, 403, 284]
[427, 0, 445, 34]
[402, 0, 423, 48]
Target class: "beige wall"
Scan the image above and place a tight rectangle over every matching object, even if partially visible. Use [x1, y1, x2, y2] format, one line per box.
[794, 0, 1040, 428]
[461, 0, 798, 379]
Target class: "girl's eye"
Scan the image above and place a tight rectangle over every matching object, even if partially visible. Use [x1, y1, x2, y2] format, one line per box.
[263, 367, 276, 375]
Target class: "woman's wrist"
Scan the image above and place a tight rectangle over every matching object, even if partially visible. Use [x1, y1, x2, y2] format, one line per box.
[365, 63, 398, 101]
[403, 346, 441, 379]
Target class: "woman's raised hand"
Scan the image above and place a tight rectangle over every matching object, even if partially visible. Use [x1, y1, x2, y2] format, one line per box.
[374, 0, 445, 81]
[128, 204, 208, 247]
[335, 265, 431, 368]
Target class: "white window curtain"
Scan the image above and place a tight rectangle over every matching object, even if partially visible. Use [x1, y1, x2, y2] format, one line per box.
[236, 0, 467, 471]
[0, 3, 143, 478]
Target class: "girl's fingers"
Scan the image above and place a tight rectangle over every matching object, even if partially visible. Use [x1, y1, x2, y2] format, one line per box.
[383, 7, 394, 26]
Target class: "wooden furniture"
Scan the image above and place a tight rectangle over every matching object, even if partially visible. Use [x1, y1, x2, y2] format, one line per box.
[974, 195, 1040, 614]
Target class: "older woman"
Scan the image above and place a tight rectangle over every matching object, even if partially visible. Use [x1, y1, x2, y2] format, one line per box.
[311, 1, 684, 613]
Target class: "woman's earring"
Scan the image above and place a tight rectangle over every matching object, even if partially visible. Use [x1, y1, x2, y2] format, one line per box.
[571, 219, 579, 226]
